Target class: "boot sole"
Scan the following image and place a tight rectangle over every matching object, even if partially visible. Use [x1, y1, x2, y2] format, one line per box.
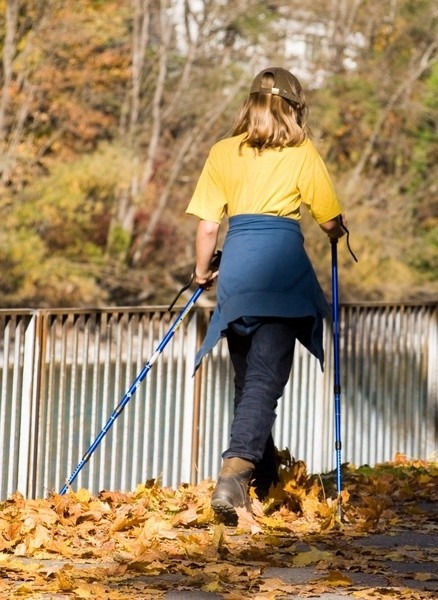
[211, 498, 238, 525]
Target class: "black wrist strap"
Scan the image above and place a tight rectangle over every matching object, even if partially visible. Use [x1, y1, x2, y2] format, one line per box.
[342, 223, 358, 263]
[168, 273, 195, 311]
[167, 250, 223, 312]
[338, 217, 358, 263]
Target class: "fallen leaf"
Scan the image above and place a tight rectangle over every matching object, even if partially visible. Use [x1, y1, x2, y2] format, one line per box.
[292, 546, 333, 566]
[414, 572, 436, 581]
[0, 456, 436, 599]
[316, 569, 353, 586]
[235, 505, 263, 534]
[258, 577, 300, 595]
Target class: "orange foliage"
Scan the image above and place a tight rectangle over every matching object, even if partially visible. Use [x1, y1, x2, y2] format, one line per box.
[0, 457, 436, 598]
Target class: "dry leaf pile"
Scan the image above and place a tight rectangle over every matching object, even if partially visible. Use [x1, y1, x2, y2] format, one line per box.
[0, 453, 436, 599]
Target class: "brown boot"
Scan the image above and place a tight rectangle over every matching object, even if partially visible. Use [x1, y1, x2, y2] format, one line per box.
[211, 457, 254, 524]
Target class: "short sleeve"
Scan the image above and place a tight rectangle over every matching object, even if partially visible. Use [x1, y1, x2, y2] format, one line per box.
[298, 141, 344, 224]
[186, 148, 227, 223]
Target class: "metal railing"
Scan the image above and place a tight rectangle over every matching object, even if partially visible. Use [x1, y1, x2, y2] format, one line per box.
[0, 302, 436, 500]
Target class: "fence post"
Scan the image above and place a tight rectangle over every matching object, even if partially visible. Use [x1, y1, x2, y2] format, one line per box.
[426, 305, 437, 458]
[25, 311, 47, 498]
[190, 308, 208, 484]
[16, 315, 36, 496]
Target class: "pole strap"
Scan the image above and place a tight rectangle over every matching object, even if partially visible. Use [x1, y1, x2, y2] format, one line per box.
[168, 250, 222, 311]
[168, 274, 194, 311]
[340, 220, 359, 263]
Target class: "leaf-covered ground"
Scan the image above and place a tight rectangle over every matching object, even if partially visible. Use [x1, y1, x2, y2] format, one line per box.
[0, 453, 436, 599]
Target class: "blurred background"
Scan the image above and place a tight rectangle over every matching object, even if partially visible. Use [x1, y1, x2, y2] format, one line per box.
[0, 0, 436, 308]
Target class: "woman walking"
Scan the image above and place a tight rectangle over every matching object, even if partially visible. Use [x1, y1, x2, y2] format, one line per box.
[186, 67, 345, 523]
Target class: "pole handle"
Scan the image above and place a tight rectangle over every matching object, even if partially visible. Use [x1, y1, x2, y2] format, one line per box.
[168, 250, 222, 311]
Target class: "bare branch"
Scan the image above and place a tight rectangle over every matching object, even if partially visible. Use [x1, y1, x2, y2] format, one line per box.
[140, 0, 172, 191]
[132, 67, 254, 263]
[130, 0, 150, 138]
[345, 40, 438, 198]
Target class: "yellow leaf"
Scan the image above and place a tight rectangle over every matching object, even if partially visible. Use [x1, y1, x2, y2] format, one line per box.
[394, 452, 408, 464]
[203, 579, 221, 593]
[172, 507, 204, 526]
[2, 519, 22, 542]
[74, 583, 108, 599]
[236, 505, 263, 534]
[259, 577, 299, 595]
[13, 582, 36, 594]
[74, 488, 92, 503]
[22, 516, 37, 533]
[414, 572, 435, 581]
[0, 557, 41, 574]
[56, 567, 75, 592]
[253, 593, 279, 600]
[292, 547, 332, 567]
[14, 542, 27, 556]
[26, 523, 51, 553]
[74, 585, 94, 599]
[209, 523, 225, 554]
[128, 559, 167, 575]
[99, 490, 130, 504]
[317, 569, 353, 586]
[260, 514, 292, 531]
[259, 577, 287, 591]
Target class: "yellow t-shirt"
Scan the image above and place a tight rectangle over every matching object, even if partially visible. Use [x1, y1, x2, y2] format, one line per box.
[186, 133, 343, 224]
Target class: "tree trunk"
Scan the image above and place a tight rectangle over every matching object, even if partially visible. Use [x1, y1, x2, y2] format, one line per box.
[0, 0, 20, 144]
[130, 0, 150, 139]
[107, 0, 150, 260]
[328, 0, 364, 72]
[0, 0, 21, 184]
[131, 69, 254, 263]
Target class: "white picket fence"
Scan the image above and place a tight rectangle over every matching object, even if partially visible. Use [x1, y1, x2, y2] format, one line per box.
[0, 302, 436, 500]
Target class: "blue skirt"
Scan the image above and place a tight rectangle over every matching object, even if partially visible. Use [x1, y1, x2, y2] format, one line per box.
[195, 214, 331, 369]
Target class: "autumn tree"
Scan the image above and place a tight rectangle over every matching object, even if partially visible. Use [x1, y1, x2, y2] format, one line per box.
[0, 0, 435, 306]
[271, 0, 437, 300]
[111, 0, 282, 270]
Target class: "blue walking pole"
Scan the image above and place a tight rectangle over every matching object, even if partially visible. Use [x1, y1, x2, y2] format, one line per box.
[330, 220, 358, 516]
[59, 286, 204, 495]
[331, 237, 343, 516]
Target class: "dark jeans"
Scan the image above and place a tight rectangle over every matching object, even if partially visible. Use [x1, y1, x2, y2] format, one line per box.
[224, 317, 311, 464]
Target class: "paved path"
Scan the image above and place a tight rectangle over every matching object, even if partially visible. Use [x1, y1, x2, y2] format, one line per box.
[8, 530, 437, 599]
[164, 523, 438, 599]
[6, 505, 437, 599]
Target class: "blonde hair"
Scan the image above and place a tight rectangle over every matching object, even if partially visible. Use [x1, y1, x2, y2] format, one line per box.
[232, 72, 309, 153]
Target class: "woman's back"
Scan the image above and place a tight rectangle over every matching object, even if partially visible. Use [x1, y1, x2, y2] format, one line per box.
[188, 134, 340, 224]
